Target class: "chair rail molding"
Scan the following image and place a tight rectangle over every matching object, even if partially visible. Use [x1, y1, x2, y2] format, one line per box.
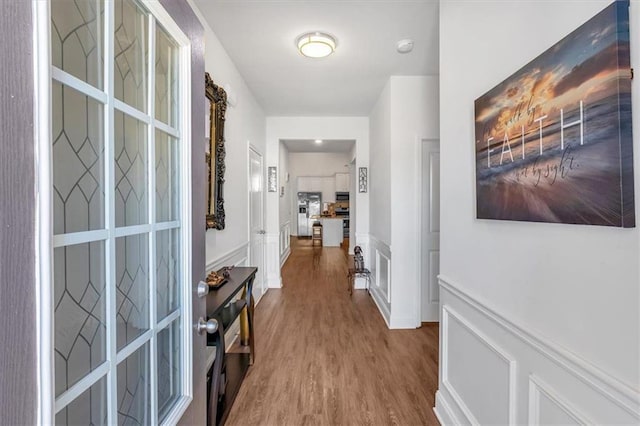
[436, 274, 640, 425]
[206, 242, 249, 272]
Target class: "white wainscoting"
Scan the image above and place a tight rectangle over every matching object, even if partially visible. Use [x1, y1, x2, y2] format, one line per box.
[365, 233, 392, 327]
[279, 221, 291, 267]
[205, 242, 249, 350]
[434, 275, 640, 425]
[265, 232, 282, 288]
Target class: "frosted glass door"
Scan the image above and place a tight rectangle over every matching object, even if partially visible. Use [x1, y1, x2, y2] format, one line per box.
[50, 0, 188, 424]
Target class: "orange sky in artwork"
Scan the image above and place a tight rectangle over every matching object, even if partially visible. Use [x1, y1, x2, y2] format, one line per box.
[476, 67, 621, 142]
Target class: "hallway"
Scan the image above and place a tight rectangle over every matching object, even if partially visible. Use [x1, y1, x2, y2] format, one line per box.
[226, 239, 440, 425]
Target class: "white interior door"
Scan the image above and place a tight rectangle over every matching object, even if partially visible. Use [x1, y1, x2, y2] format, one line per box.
[249, 147, 265, 299]
[40, 1, 193, 423]
[421, 140, 441, 322]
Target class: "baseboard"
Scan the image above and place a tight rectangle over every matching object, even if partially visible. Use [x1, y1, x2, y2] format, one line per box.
[369, 287, 391, 327]
[434, 390, 459, 426]
[436, 275, 640, 425]
[389, 314, 419, 329]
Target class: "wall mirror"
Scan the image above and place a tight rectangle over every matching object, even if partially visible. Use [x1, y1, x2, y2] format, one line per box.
[206, 72, 227, 229]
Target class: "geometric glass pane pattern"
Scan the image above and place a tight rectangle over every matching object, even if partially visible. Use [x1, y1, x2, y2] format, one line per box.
[52, 82, 105, 235]
[157, 320, 181, 423]
[156, 229, 179, 321]
[51, 0, 104, 89]
[156, 130, 179, 223]
[54, 242, 106, 397]
[49, 0, 185, 422]
[114, 0, 148, 112]
[116, 234, 149, 351]
[117, 343, 150, 425]
[155, 24, 178, 126]
[55, 375, 107, 426]
[115, 110, 148, 227]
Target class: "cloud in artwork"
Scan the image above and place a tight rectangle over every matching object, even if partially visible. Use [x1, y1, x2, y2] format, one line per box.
[553, 42, 629, 97]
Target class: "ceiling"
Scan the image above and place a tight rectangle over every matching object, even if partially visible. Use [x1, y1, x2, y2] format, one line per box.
[193, 0, 439, 116]
[282, 139, 355, 153]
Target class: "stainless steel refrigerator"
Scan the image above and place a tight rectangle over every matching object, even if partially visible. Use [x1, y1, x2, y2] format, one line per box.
[297, 192, 322, 236]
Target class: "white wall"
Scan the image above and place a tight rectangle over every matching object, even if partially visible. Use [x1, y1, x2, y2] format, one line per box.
[369, 79, 392, 246]
[437, 0, 640, 424]
[189, 2, 266, 270]
[389, 76, 439, 328]
[367, 76, 440, 328]
[278, 142, 291, 265]
[265, 117, 370, 288]
[278, 142, 290, 227]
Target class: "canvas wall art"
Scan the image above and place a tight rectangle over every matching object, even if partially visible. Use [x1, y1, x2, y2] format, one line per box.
[474, 0, 634, 227]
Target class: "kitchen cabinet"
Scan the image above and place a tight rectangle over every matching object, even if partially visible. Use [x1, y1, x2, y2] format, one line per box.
[335, 173, 350, 192]
[298, 176, 336, 204]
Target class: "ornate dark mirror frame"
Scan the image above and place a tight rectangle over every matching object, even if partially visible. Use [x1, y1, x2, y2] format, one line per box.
[205, 72, 227, 230]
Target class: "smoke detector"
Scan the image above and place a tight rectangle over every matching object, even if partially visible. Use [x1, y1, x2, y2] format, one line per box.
[396, 39, 414, 54]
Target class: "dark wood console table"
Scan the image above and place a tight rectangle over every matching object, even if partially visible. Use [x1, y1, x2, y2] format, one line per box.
[206, 267, 257, 426]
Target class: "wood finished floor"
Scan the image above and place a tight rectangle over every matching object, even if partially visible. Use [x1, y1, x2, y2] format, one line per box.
[225, 238, 440, 425]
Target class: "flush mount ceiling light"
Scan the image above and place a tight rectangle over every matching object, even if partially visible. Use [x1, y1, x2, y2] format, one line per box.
[297, 32, 337, 58]
[314, 139, 323, 144]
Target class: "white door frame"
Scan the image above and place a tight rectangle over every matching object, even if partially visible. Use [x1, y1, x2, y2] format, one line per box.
[34, 1, 194, 423]
[415, 137, 441, 324]
[248, 144, 266, 301]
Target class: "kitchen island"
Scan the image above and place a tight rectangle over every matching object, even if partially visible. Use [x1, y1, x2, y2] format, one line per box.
[320, 218, 343, 247]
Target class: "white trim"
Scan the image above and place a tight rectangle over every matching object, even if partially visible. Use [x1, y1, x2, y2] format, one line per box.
[369, 286, 391, 328]
[439, 275, 640, 419]
[442, 379, 479, 425]
[115, 330, 154, 364]
[528, 374, 593, 425]
[53, 229, 109, 247]
[441, 305, 517, 425]
[157, 309, 181, 330]
[175, 25, 194, 419]
[54, 362, 110, 413]
[434, 390, 459, 426]
[416, 137, 440, 325]
[51, 67, 108, 104]
[112, 221, 180, 238]
[155, 119, 181, 139]
[113, 98, 152, 125]
[206, 242, 250, 272]
[147, 15, 159, 425]
[34, 0, 54, 421]
[280, 246, 291, 268]
[145, 1, 190, 46]
[376, 250, 391, 304]
[104, 0, 118, 421]
[415, 136, 423, 327]
[160, 395, 192, 426]
[156, 220, 181, 231]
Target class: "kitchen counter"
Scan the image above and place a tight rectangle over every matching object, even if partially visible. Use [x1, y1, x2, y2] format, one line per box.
[320, 218, 343, 247]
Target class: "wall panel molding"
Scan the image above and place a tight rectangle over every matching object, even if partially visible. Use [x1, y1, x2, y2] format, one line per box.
[279, 221, 291, 267]
[528, 374, 592, 425]
[442, 306, 516, 425]
[265, 233, 281, 288]
[436, 275, 640, 425]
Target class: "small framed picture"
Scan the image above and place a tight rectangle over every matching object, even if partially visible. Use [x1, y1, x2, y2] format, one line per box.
[358, 167, 368, 193]
[268, 166, 277, 192]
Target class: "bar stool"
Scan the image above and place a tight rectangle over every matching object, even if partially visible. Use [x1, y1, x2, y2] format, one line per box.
[312, 222, 323, 246]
